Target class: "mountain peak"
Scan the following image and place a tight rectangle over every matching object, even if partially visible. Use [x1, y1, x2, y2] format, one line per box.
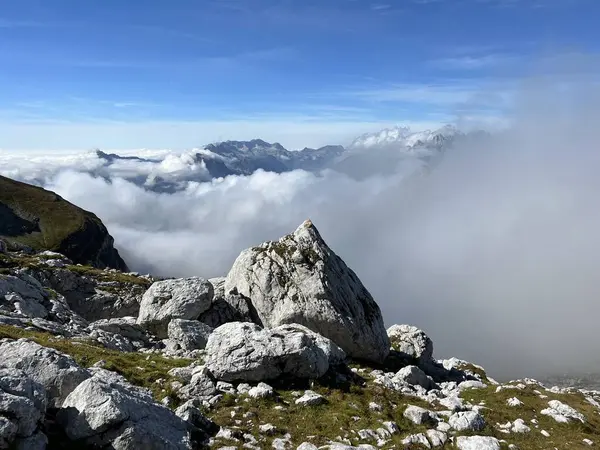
[349, 124, 462, 149]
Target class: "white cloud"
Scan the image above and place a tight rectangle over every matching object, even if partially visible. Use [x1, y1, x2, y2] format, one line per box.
[3, 58, 600, 380]
[431, 54, 520, 70]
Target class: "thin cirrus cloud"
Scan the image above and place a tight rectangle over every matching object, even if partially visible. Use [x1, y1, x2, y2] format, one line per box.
[430, 53, 522, 70]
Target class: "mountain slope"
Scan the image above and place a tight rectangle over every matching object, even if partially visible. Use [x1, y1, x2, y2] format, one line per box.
[0, 175, 128, 270]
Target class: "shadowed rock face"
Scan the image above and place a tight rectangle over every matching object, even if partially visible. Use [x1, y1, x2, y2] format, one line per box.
[0, 175, 128, 271]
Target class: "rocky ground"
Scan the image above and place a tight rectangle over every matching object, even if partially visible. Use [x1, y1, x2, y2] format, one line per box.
[1, 220, 599, 449]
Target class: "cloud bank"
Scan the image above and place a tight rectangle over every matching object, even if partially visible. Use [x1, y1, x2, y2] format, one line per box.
[2, 71, 600, 381]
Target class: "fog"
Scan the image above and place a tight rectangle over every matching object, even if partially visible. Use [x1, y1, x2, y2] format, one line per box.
[3, 71, 600, 381]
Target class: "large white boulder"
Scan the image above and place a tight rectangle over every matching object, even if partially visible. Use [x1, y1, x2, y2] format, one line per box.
[224, 220, 390, 363]
[137, 277, 213, 338]
[204, 322, 346, 382]
[57, 368, 211, 449]
[0, 339, 90, 407]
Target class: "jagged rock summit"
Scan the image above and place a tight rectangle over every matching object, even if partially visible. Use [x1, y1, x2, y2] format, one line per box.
[0, 175, 128, 271]
[224, 219, 391, 364]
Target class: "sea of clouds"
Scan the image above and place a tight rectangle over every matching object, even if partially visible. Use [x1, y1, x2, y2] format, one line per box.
[2, 74, 600, 380]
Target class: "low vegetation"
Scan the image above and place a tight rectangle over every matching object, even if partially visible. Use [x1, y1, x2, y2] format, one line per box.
[0, 175, 93, 251]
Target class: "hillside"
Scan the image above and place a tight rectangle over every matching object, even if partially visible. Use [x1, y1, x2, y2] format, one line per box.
[0, 175, 128, 270]
[0, 219, 599, 449]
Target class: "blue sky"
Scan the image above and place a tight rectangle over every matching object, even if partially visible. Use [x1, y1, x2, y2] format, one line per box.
[0, 0, 598, 150]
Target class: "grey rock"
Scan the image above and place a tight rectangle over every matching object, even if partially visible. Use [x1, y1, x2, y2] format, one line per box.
[205, 322, 345, 382]
[295, 390, 326, 406]
[88, 317, 149, 342]
[403, 405, 438, 425]
[0, 339, 90, 407]
[248, 382, 274, 399]
[197, 277, 259, 328]
[426, 429, 447, 447]
[438, 395, 464, 412]
[13, 431, 48, 450]
[167, 319, 213, 351]
[387, 324, 433, 364]
[174, 400, 219, 440]
[224, 220, 390, 363]
[393, 365, 437, 390]
[57, 370, 204, 449]
[401, 433, 430, 448]
[89, 329, 135, 352]
[455, 436, 501, 450]
[448, 411, 486, 431]
[540, 399, 586, 423]
[178, 366, 218, 402]
[137, 277, 213, 338]
[297, 443, 318, 450]
[0, 368, 47, 448]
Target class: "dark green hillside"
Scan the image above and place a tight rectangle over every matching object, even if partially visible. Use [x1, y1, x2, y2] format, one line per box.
[0, 175, 128, 270]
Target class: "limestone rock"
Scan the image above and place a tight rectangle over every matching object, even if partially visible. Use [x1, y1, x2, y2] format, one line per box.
[0, 368, 47, 449]
[248, 383, 274, 399]
[393, 365, 437, 390]
[177, 366, 218, 403]
[205, 322, 346, 382]
[197, 277, 260, 328]
[295, 390, 326, 406]
[137, 277, 213, 338]
[403, 405, 438, 425]
[0, 339, 90, 407]
[387, 324, 433, 364]
[88, 317, 149, 343]
[540, 399, 585, 423]
[224, 220, 389, 363]
[448, 411, 485, 431]
[455, 436, 501, 450]
[57, 369, 210, 449]
[167, 319, 213, 351]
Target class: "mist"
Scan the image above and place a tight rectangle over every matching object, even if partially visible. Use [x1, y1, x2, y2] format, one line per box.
[3, 69, 600, 381]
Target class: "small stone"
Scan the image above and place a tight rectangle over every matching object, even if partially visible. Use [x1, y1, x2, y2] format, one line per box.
[507, 397, 523, 407]
[295, 390, 326, 406]
[248, 383, 274, 399]
[368, 402, 382, 412]
[401, 433, 430, 448]
[259, 423, 277, 435]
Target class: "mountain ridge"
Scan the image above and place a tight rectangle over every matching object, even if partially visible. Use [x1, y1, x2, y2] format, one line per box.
[0, 175, 128, 271]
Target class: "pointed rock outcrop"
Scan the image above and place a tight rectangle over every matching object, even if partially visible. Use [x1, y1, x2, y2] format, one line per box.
[224, 220, 390, 363]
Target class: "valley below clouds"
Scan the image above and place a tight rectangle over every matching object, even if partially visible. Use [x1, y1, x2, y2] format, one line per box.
[2, 78, 600, 382]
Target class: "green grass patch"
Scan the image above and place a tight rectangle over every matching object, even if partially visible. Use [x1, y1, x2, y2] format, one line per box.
[0, 175, 93, 251]
[460, 384, 600, 449]
[66, 264, 150, 286]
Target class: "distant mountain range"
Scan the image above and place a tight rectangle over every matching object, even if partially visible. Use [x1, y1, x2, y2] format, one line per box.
[89, 124, 488, 191]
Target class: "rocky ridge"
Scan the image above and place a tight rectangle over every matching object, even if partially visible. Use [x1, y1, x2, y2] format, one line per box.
[0, 221, 599, 449]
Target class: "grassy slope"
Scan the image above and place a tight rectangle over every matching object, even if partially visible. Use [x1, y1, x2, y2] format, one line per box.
[1, 323, 599, 448]
[0, 175, 99, 251]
